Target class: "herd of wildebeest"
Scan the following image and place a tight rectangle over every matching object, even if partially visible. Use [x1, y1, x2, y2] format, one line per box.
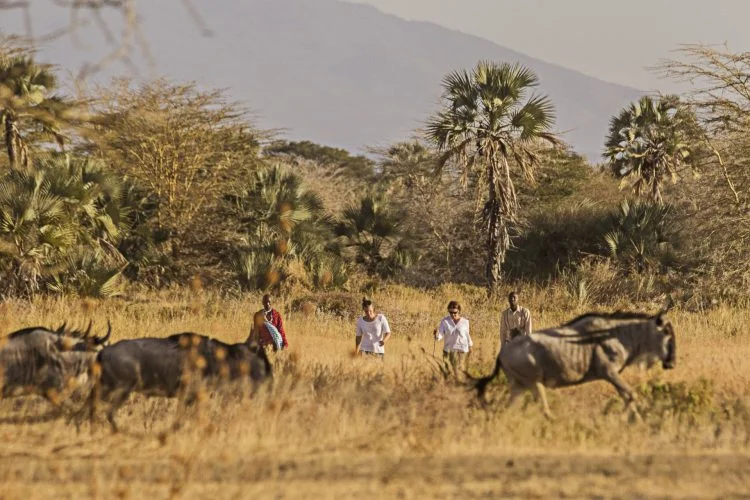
[0, 322, 272, 431]
[0, 310, 676, 432]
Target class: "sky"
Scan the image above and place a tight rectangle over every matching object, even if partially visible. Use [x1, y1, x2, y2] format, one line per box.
[343, 0, 750, 92]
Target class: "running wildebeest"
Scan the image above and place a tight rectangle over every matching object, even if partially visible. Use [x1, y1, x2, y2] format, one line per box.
[0, 321, 111, 407]
[473, 311, 676, 420]
[87, 332, 273, 432]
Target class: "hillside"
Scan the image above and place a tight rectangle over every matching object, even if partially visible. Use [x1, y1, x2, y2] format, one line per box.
[2, 0, 642, 160]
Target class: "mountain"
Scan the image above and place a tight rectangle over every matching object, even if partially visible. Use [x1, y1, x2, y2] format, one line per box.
[3, 0, 642, 160]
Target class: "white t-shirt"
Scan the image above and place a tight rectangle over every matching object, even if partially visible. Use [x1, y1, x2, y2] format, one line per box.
[435, 316, 472, 353]
[356, 314, 391, 354]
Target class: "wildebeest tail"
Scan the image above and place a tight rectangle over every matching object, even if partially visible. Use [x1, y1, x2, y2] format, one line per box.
[472, 354, 502, 400]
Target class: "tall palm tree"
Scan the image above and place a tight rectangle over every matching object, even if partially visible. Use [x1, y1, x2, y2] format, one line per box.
[426, 61, 558, 291]
[605, 95, 693, 205]
[0, 52, 62, 170]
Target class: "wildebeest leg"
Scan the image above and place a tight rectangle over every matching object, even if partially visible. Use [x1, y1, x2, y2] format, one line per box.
[533, 382, 554, 419]
[507, 381, 525, 408]
[106, 387, 133, 433]
[171, 384, 199, 432]
[35, 379, 69, 421]
[603, 370, 643, 422]
[68, 386, 97, 433]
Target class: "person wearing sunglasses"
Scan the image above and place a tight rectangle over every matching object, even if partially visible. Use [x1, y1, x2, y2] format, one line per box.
[433, 300, 473, 379]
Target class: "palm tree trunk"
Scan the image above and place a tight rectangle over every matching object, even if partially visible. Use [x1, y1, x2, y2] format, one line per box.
[652, 178, 663, 205]
[485, 161, 505, 293]
[5, 112, 19, 170]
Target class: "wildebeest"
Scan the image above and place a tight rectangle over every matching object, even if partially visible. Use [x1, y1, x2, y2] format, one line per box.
[87, 332, 273, 432]
[5, 320, 111, 352]
[0, 321, 111, 407]
[473, 311, 676, 420]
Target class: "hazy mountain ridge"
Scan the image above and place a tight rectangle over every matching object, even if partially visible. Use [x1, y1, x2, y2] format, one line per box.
[3, 0, 643, 160]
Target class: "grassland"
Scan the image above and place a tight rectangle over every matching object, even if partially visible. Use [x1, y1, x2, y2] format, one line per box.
[1, 285, 749, 498]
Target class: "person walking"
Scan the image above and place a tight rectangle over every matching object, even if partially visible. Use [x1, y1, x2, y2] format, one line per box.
[355, 297, 391, 360]
[434, 300, 472, 380]
[248, 294, 288, 351]
[499, 291, 532, 348]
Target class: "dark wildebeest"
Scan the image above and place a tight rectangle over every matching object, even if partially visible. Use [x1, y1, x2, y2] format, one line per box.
[88, 332, 272, 432]
[473, 311, 676, 420]
[0, 321, 111, 408]
[6, 321, 111, 352]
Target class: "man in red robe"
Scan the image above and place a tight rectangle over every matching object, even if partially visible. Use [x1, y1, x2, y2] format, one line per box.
[252, 294, 289, 350]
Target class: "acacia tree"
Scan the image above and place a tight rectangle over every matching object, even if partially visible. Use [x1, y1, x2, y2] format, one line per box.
[657, 45, 750, 206]
[373, 140, 482, 285]
[605, 95, 693, 205]
[426, 61, 558, 291]
[656, 45, 750, 295]
[91, 79, 264, 250]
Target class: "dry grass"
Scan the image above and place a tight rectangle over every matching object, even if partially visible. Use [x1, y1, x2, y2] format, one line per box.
[1, 285, 749, 498]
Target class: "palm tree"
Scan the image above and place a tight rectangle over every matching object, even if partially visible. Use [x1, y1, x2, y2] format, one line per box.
[605, 95, 692, 205]
[333, 194, 416, 279]
[35, 154, 127, 245]
[0, 52, 61, 170]
[0, 166, 72, 296]
[228, 164, 329, 255]
[604, 198, 676, 274]
[0, 154, 130, 297]
[426, 61, 558, 291]
[227, 164, 335, 290]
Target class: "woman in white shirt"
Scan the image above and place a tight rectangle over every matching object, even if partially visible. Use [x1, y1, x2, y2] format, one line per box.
[355, 297, 391, 359]
[433, 300, 472, 379]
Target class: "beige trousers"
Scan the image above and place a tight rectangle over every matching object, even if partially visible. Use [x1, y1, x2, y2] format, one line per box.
[443, 351, 469, 379]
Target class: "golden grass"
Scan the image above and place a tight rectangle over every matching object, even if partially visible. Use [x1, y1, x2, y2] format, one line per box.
[1, 285, 749, 498]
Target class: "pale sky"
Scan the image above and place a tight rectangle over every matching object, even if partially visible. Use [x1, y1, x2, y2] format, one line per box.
[343, 0, 750, 92]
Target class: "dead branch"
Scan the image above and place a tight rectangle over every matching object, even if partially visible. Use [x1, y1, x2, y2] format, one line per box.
[1, 0, 209, 80]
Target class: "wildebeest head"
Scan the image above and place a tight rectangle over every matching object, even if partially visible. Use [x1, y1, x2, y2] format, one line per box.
[630, 312, 677, 370]
[55, 320, 112, 351]
[655, 313, 676, 370]
[7, 320, 112, 352]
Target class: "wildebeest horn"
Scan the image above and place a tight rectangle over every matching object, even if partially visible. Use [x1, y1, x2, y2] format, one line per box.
[94, 319, 112, 345]
[83, 319, 93, 338]
[56, 321, 67, 335]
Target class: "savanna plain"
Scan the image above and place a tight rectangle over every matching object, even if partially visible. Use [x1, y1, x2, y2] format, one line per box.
[1, 285, 749, 499]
